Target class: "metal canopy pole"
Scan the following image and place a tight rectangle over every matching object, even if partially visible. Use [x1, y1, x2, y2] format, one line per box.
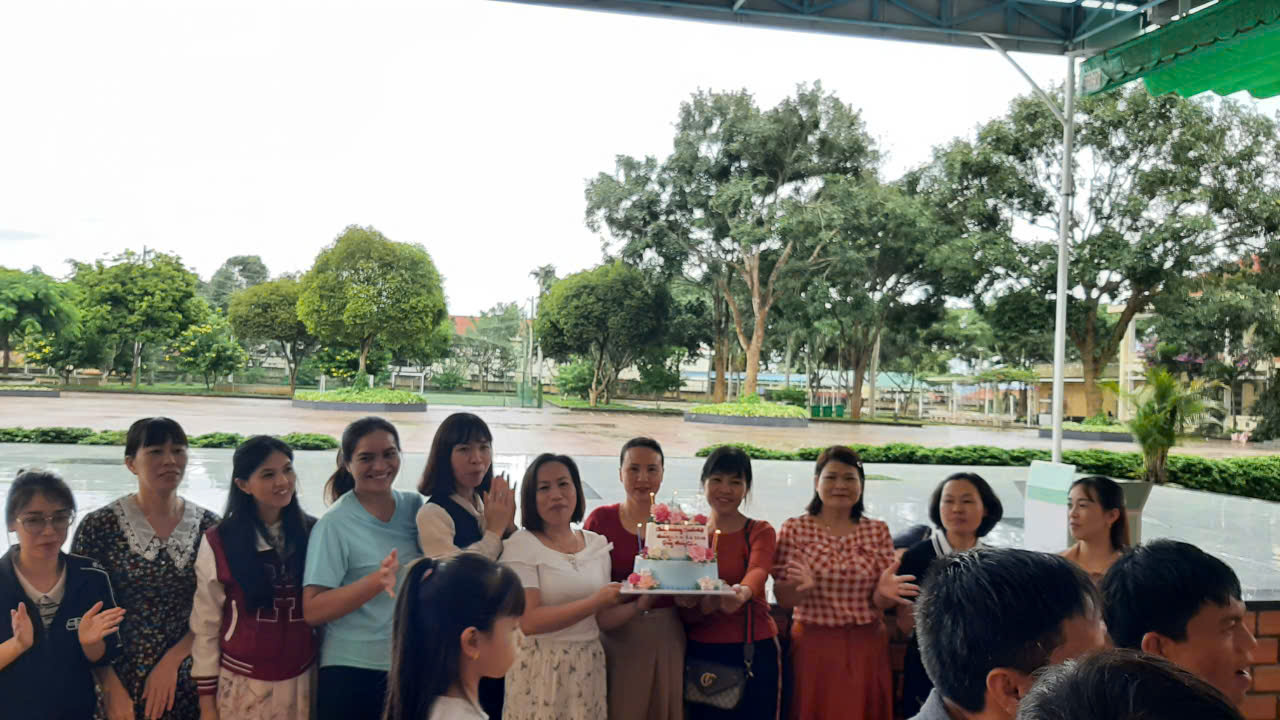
[980, 35, 1076, 463]
[1051, 57, 1076, 464]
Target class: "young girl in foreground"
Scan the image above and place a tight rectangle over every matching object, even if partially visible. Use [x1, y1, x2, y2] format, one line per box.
[382, 554, 525, 720]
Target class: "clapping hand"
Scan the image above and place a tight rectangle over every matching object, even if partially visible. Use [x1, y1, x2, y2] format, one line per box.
[483, 474, 517, 535]
[78, 601, 126, 647]
[875, 559, 919, 607]
[372, 549, 400, 598]
[785, 559, 816, 593]
[9, 603, 33, 651]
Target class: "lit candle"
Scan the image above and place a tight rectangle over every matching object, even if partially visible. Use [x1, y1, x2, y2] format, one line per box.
[712, 529, 721, 558]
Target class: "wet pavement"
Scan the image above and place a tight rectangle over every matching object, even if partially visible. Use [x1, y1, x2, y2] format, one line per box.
[4, 443, 1280, 601]
[1, 392, 1275, 459]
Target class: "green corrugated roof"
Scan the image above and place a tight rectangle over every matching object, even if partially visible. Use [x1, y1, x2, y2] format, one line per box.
[1081, 0, 1280, 99]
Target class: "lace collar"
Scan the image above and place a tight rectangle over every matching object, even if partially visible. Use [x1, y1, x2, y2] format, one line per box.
[110, 495, 203, 568]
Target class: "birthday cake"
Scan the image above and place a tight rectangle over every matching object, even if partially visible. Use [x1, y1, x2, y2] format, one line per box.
[625, 501, 726, 592]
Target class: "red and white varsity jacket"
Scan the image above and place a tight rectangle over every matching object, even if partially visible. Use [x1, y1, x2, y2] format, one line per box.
[189, 525, 318, 695]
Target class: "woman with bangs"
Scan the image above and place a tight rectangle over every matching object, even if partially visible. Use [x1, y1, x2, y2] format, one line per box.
[73, 417, 221, 720]
[417, 412, 517, 718]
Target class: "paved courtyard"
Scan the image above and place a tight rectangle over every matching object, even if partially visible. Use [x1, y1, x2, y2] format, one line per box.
[1, 391, 1273, 458]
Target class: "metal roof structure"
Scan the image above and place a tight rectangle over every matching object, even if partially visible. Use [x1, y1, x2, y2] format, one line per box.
[497, 0, 1157, 54]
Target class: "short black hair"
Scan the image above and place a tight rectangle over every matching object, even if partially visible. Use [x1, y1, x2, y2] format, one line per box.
[916, 548, 1100, 713]
[619, 437, 664, 467]
[928, 472, 1004, 538]
[806, 446, 865, 520]
[1018, 649, 1243, 720]
[1102, 539, 1242, 649]
[699, 445, 753, 492]
[519, 454, 586, 532]
[124, 417, 188, 458]
[6, 469, 76, 525]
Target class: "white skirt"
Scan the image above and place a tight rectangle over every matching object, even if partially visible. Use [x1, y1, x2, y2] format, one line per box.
[504, 637, 607, 720]
[216, 666, 313, 720]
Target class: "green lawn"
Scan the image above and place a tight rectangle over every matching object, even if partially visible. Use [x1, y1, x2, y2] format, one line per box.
[545, 396, 683, 414]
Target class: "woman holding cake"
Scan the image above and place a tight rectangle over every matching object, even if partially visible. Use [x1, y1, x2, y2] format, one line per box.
[502, 453, 638, 720]
[676, 445, 781, 720]
[772, 446, 919, 720]
[583, 437, 683, 720]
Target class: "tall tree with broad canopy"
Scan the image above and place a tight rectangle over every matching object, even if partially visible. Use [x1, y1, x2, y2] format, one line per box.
[227, 276, 319, 393]
[914, 85, 1280, 416]
[297, 225, 448, 378]
[536, 262, 670, 406]
[72, 251, 207, 388]
[455, 302, 522, 393]
[205, 255, 269, 312]
[0, 267, 78, 371]
[586, 83, 879, 399]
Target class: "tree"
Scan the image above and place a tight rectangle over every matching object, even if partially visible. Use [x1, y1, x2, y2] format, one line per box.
[916, 85, 1280, 416]
[0, 268, 78, 371]
[205, 256, 270, 312]
[166, 314, 248, 389]
[455, 303, 521, 392]
[530, 265, 558, 297]
[298, 225, 448, 377]
[227, 277, 319, 393]
[772, 179, 949, 418]
[587, 83, 880, 398]
[537, 263, 671, 406]
[635, 294, 711, 399]
[72, 251, 207, 388]
[396, 315, 454, 381]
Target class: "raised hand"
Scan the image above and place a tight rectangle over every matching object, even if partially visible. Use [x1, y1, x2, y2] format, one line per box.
[10, 603, 34, 651]
[78, 601, 126, 647]
[875, 558, 919, 607]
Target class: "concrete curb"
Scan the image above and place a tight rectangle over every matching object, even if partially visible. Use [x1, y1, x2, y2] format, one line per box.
[683, 412, 808, 428]
[292, 400, 427, 413]
[0, 389, 61, 398]
[1037, 428, 1130, 443]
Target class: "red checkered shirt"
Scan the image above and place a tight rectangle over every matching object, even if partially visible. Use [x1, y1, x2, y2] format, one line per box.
[773, 514, 894, 627]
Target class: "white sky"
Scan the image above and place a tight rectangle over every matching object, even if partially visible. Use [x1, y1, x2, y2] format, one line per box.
[2, 0, 1276, 315]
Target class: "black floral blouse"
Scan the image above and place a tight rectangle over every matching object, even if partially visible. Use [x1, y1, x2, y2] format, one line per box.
[71, 496, 219, 720]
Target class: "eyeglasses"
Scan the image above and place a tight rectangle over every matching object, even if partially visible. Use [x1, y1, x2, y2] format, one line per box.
[17, 511, 75, 533]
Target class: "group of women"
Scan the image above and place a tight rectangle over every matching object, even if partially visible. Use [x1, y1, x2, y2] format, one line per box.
[0, 410, 1130, 720]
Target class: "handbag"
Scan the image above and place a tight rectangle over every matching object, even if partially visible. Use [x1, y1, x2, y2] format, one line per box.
[684, 520, 755, 710]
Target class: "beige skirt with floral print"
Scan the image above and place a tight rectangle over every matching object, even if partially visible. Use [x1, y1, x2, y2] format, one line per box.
[216, 666, 313, 720]
[504, 637, 607, 720]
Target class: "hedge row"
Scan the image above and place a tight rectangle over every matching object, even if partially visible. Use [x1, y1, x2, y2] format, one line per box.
[0, 427, 339, 450]
[294, 388, 424, 405]
[697, 442, 1280, 503]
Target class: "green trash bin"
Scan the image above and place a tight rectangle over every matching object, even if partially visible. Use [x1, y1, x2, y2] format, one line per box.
[821, 406, 833, 418]
[835, 405, 845, 418]
[810, 406, 821, 418]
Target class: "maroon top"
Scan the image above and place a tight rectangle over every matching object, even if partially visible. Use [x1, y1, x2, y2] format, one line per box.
[583, 503, 673, 609]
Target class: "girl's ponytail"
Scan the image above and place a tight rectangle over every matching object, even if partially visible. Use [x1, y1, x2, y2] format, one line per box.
[383, 557, 442, 720]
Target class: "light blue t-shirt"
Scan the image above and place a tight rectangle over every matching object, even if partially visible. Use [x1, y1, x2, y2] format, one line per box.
[304, 488, 424, 671]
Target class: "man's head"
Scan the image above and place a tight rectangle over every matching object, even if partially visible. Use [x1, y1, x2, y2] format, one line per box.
[1101, 540, 1256, 706]
[1016, 649, 1244, 720]
[916, 548, 1105, 719]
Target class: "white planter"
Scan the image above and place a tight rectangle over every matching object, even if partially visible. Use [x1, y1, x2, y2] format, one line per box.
[1017, 469, 1155, 550]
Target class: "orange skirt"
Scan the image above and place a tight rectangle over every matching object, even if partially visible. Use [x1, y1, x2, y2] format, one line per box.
[789, 620, 892, 720]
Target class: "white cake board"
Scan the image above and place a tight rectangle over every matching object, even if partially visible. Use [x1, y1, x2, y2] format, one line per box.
[620, 588, 736, 597]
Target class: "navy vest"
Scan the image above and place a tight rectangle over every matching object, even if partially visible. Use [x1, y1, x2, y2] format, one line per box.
[427, 495, 484, 548]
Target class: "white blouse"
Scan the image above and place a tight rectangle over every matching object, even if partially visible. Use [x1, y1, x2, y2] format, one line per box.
[501, 528, 612, 644]
[427, 695, 488, 720]
[416, 493, 504, 561]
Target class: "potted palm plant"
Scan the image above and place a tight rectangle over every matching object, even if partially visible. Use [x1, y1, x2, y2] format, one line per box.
[1124, 367, 1221, 485]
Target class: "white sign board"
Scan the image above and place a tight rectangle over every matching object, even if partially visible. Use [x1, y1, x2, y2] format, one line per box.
[1024, 460, 1076, 553]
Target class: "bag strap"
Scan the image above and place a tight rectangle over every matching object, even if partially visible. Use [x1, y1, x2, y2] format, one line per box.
[742, 519, 755, 677]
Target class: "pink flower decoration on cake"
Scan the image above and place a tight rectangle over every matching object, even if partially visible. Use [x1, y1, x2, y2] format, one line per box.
[652, 504, 671, 523]
[693, 513, 708, 525]
[670, 509, 689, 524]
[697, 577, 723, 591]
[687, 545, 712, 563]
[631, 570, 659, 589]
